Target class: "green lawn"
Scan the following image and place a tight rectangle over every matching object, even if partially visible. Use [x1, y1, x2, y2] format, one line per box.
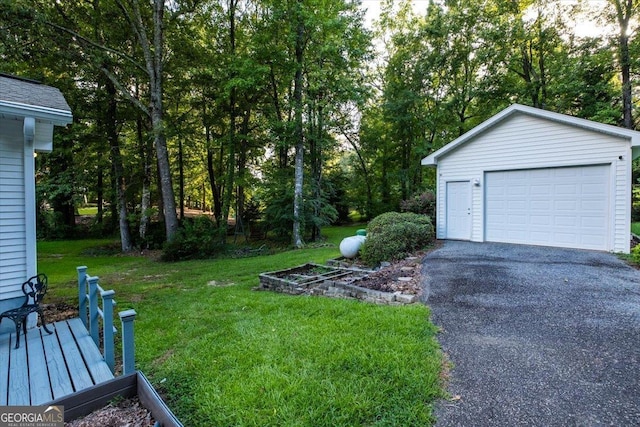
[38, 227, 444, 426]
[632, 222, 640, 236]
[77, 206, 99, 215]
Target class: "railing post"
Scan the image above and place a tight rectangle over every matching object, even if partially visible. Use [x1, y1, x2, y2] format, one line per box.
[76, 266, 88, 328]
[88, 276, 100, 346]
[119, 309, 137, 375]
[101, 290, 116, 373]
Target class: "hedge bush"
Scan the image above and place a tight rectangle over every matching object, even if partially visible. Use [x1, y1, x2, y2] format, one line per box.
[162, 216, 224, 261]
[400, 190, 436, 225]
[630, 244, 640, 265]
[361, 212, 434, 266]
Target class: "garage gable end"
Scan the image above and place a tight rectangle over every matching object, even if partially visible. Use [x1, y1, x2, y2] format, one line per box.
[422, 104, 640, 166]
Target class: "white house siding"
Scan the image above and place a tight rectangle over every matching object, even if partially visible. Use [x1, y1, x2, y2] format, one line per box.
[0, 118, 28, 300]
[434, 114, 630, 252]
[615, 156, 631, 252]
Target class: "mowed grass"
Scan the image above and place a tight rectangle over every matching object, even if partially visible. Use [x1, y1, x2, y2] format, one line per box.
[632, 222, 640, 236]
[38, 226, 444, 426]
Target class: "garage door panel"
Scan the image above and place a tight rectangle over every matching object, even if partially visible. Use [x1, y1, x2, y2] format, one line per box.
[508, 215, 527, 225]
[508, 200, 527, 210]
[485, 165, 609, 250]
[583, 183, 607, 194]
[556, 200, 578, 211]
[508, 186, 527, 195]
[581, 200, 606, 211]
[556, 184, 578, 195]
[530, 201, 551, 210]
[555, 216, 576, 226]
[530, 215, 551, 225]
[556, 233, 579, 244]
[582, 217, 605, 227]
[531, 185, 550, 194]
[583, 234, 605, 245]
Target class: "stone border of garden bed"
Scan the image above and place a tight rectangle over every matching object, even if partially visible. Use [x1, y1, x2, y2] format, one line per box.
[257, 262, 418, 305]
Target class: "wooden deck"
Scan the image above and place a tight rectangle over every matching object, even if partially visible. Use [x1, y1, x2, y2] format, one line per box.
[0, 318, 114, 405]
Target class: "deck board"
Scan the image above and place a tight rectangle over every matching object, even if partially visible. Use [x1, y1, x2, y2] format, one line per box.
[55, 321, 94, 392]
[8, 334, 29, 405]
[26, 328, 53, 405]
[42, 324, 74, 399]
[0, 333, 9, 405]
[0, 318, 115, 406]
[68, 318, 113, 384]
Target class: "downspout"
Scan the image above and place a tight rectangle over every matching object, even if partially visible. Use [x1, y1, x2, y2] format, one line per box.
[23, 117, 37, 278]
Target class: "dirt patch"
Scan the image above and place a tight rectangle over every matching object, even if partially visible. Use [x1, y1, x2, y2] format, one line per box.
[41, 302, 78, 324]
[65, 396, 154, 427]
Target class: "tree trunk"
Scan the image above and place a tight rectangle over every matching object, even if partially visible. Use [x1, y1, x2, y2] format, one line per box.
[269, 64, 288, 169]
[205, 120, 223, 226]
[137, 108, 151, 247]
[292, 0, 305, 248]
[96, 154, 104, 224]
[613, 0, 633, 128]
[311, 95, 324, 241]
[221, 0, 238, 242]
[236, 106, 251, 233]
[178, 138, 184, 219]
[105, 78, 133, 252]
[149, 0, 179, 241]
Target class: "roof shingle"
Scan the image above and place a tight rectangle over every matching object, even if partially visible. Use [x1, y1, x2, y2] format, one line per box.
[0, 74, 71, 112]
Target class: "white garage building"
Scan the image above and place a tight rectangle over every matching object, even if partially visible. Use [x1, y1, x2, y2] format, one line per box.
[421, 104, 640, 253]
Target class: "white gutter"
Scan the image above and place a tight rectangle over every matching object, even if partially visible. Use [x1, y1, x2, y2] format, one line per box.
[0, 100, 72, 126]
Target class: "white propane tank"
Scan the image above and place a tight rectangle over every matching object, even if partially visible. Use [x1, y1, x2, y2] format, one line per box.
[339, 235, 366, 258]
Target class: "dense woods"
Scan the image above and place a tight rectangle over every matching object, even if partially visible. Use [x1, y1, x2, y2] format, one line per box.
[0, 0, 638, 251]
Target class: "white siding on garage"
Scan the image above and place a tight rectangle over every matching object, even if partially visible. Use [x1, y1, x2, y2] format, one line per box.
[434, 113, 630, 252]
[0, 118, 27, 299]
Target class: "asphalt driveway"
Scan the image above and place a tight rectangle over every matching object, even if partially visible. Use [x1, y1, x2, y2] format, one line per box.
[421, 241, 640, 426]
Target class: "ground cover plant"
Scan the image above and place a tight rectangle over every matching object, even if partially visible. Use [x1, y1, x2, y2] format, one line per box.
[38, 226, 444, 426]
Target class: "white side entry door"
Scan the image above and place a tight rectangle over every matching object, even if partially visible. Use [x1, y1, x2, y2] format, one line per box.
[446, 181, 471, 240]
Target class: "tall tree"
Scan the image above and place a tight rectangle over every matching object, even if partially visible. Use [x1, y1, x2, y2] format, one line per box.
[292, 0, 306, 248]
[609, 0, 635, 128]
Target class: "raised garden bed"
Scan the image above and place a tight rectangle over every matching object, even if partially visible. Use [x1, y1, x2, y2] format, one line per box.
[259, 263, 371, 293]
[258, 262, 418, 304]
[326, 256, 370, 269]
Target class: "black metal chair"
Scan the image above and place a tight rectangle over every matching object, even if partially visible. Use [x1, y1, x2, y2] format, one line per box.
[0, 274, 53, 349]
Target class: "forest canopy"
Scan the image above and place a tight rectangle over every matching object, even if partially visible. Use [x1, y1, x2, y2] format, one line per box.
[0, 0, 637, 251]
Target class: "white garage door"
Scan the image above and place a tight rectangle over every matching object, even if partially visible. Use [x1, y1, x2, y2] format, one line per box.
[485, 165, 610, 250]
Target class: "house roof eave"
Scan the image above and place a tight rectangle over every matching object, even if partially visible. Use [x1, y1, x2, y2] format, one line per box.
[0, 100, 73, 126]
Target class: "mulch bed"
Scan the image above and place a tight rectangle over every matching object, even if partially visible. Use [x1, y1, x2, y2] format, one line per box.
[65, 396, 155, 427]
[352, 254, 425, 295]
[41, 302, 78, 324]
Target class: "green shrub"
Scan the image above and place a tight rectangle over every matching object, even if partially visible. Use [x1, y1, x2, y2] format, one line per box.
[631, 244, 640, 264]
[361, 212, 434, 266]
[400, 190, 436, 224]
[162, 216, 224, 261]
